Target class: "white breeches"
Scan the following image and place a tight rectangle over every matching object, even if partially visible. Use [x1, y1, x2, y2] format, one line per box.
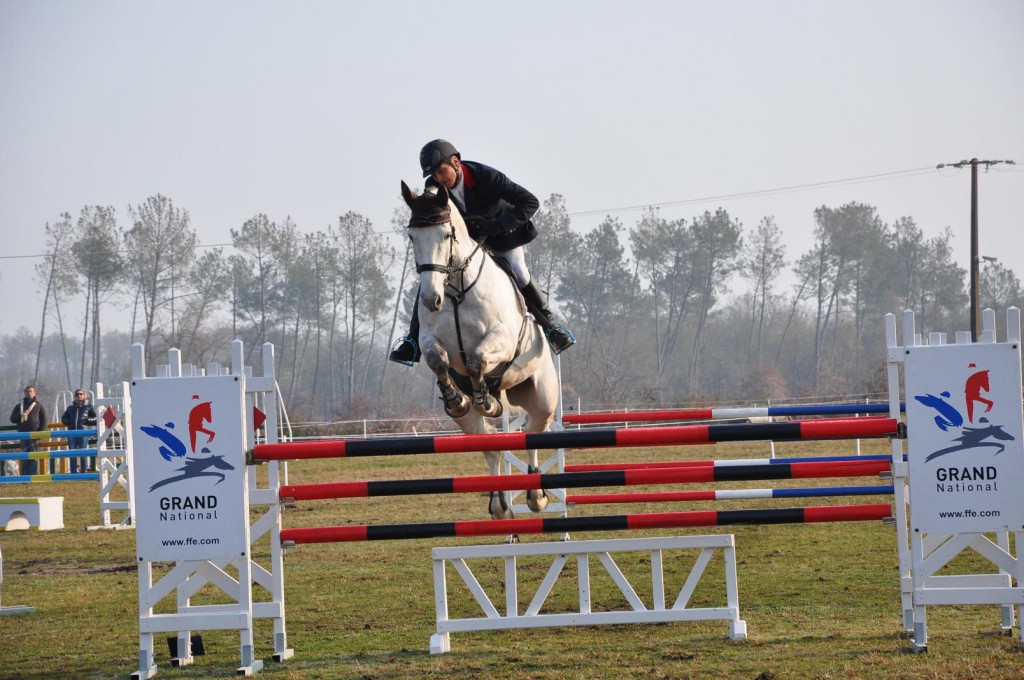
[491, 246, 530, 288]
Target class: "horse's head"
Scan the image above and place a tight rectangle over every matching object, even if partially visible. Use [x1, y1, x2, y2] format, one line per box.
[401, 180, 469, 312]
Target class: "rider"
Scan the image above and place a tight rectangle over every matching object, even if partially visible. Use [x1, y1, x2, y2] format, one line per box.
[389, 139, 576, 365]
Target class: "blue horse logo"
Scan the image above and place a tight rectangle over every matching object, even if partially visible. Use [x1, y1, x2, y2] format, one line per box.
[149, 448, 236, 491]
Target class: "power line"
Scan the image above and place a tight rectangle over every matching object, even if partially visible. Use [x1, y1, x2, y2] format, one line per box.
[0, 163, 1007, 261]
[567, 166, 937, 218]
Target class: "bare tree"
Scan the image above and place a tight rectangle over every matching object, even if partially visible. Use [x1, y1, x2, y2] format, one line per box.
[380, 206, 412, 393]
[687, 209, 743, 393]
[739, 216, 786, 365]
[630, 209, 697, 373]
[332, 211, 395, 408]
[34, 213, 78, 385]
[526, 193, 574, 305]
[124, 195, 196, 368]
[72, 206, 124, 385]
[230, 214, 282, 362]
[178, 248, 232, 360]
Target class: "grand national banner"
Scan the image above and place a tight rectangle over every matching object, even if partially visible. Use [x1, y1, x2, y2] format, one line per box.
[129, 375, 249, 562]
[905, 342, 1024, 534]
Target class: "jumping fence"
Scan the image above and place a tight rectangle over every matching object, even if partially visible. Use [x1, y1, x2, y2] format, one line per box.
[117, 308, 1024, 676]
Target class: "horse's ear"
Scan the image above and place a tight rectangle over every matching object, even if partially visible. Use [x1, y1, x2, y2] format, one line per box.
[400, 180, 416, 209]
[434, 184, 450, 207]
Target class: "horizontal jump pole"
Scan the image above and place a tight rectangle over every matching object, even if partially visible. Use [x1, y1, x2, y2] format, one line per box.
[0, 448, 99, 461]
[0, 429, 96, 442]
[0, 473, 100, 484]
[280, 459, 890, 502]
[566, 484, 895, 505]
[254, 417, 901, 461]
[565, 453, 895, 473]
[280, 503, 894, 544]
[562, 403, 904, 425]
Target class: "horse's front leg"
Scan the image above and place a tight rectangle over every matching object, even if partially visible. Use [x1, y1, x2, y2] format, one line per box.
[466, 325, 516, 418]
[422, 336, 470, 418]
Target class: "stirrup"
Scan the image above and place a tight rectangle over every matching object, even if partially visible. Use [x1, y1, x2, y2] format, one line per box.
[388, 336, 420, 366]
[546, 324, 577, 354]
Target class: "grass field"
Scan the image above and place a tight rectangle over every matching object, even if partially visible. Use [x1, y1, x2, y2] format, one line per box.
[1, 437, 1022, 679]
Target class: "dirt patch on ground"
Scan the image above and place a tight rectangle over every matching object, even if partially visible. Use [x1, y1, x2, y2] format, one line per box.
[16, 560, 136, 576]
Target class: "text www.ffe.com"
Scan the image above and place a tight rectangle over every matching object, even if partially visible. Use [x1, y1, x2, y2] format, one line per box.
[160, 536, 222, 547]
[937, 508, 1002, 519]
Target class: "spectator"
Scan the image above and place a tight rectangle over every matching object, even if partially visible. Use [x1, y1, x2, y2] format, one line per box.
[9, 385, 48, 476]
[61, 388, 97, 473]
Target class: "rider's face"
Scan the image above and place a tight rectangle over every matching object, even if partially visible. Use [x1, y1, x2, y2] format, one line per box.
[431, 158, 460, 190]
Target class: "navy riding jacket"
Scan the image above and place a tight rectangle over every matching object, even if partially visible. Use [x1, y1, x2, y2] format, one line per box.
[427, 160, 540, 251]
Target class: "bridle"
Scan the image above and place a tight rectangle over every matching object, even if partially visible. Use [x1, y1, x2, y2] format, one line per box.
[408, 205, 488, 304]
[408, 202, 527, 371]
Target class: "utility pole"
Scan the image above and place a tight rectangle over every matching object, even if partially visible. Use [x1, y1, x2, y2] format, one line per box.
[937, 158, 1016, 339]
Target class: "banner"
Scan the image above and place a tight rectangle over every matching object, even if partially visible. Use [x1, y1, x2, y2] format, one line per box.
[905, 342, 1024, 533]
[130, 375, 249, 561]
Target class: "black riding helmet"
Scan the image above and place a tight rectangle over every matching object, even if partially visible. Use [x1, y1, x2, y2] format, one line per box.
[420, 139, 460, 177]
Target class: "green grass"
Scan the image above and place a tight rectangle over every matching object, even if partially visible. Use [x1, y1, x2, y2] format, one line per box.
[1, 439, 1022, 679]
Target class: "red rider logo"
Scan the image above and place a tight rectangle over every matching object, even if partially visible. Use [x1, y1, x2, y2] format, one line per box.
[188, 397, 216, 453]
[963, 366, 994, 423]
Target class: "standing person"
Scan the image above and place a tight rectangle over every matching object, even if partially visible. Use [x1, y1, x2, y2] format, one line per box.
[9, 385, 48, 476]
[61, 388, 97, 474]
[389, 139, 576, 365]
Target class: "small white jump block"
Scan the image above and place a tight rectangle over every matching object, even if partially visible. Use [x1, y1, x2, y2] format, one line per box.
[430, 534, 746, 654]
[0, 497, 64, 531]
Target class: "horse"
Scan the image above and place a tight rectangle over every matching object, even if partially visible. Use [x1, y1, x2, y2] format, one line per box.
[400, 180, 558, 521]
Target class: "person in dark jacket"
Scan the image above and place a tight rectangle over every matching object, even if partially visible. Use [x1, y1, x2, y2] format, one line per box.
[8, 385, 48, 476]
[390, 139, 576, 365]
[61, 388, 97, 473]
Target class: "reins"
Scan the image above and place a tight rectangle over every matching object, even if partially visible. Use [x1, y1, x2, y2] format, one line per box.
[408, 208, 525, 371]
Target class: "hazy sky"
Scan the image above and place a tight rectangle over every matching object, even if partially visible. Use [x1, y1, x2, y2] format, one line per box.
[2, 1, 1022, 335]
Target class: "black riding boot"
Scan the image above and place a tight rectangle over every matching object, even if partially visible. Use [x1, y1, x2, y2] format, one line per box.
[389, 301, 422, 365]
[519, 280, 576, 354]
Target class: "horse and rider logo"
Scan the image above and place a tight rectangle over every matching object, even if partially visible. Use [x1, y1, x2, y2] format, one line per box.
[140, 394, 236, 491]
[913, 363, 1015, 462]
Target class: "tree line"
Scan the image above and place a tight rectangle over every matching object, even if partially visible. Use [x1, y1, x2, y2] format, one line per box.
[3, 192, 1021, 422]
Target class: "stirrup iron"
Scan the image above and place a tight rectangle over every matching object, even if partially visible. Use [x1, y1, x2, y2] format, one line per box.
[546, 324, 577, 354]
[388, 336, 419, 366]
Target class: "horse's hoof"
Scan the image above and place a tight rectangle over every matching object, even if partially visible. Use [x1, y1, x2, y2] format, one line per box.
[527, 489, 550, 513]
[444, 400, 471, 418]
[505, 534, 520, 544]
[489, 491, 514, 520]
[474, 397, 503, 418]
[438, 380, 471, 418]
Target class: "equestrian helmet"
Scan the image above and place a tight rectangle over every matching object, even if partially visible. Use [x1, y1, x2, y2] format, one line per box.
[420, 139, 460, 177]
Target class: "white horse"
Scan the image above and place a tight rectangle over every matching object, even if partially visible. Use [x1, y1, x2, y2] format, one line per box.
[401, 180, 558, 520]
